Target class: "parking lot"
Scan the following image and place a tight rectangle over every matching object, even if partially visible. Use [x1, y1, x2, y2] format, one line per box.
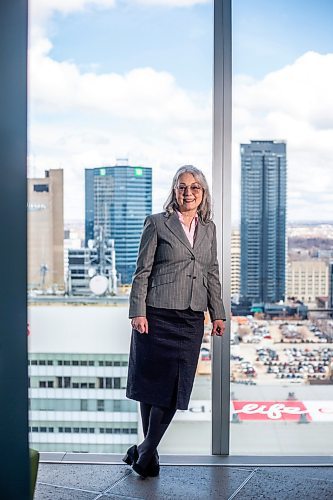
[230, 319, 333, 385]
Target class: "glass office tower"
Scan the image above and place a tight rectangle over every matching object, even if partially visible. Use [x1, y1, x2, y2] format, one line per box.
[240, 140, 287, 304]
[85, 164, 152, 284]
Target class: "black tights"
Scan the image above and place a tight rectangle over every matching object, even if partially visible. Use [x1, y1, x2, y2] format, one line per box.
[138, 402, 176, 468]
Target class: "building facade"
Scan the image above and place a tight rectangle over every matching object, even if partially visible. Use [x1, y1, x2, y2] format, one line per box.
[329, 262, 333, 316]
[85, 163, 152, 284]
[231, 229, 241, 298]
[240, 140, 287, 303]
[28, 301, 137, 453]
[27, 299, 212, 454]
[67, 240, 117, 296]
[287, 259, 329, 305]
[28, 169, 64, 290]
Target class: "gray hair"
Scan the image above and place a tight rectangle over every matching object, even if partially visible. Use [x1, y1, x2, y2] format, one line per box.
[163, 165, 212, 223]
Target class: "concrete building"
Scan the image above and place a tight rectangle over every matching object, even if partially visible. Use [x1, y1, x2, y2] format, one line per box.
[28, 300, 137, 453]
[287, 259, 329, 304]
[28, 169, 64, 291]
[67, 238, 117, 296]
[27, 298, 212, 455]
[240, 140, 287, 304]
[85, 162, 152, 284]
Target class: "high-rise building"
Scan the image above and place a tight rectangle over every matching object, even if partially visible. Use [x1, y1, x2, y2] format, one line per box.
[240, 140, 287, 303]
[85, 162, 152, 284]
[328, 261, 333, 317]
[231, 229, 241, 298]
[28, 169, 64, 290]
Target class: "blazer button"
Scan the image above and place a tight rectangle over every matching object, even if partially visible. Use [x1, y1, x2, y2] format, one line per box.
[190, 256, 195, 260]
[193, 276, 196, 279]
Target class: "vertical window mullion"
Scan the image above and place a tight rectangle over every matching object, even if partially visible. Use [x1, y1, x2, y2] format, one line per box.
[212, 0, 232, 456]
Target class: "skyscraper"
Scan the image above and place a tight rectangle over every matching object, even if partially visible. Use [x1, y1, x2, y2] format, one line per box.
[231, 229, 241, 298]
[329, 262, 333, 317]
[85, 163, 152, 284]
[240, 140, 287, 303]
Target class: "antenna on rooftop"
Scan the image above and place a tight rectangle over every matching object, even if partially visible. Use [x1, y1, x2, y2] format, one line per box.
[116, 158, 128, 166]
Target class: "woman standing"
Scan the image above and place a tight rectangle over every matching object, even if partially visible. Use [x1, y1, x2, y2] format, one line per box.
[124, 165, 226, 478]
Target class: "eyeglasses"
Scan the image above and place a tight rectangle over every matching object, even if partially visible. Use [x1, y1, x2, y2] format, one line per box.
[176, 184, 203, 195]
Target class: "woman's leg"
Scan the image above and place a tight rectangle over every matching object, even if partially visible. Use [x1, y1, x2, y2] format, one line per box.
[123, 402, 153, 467]
[136, 405, 176, 468]
[140, 402, 152, 437]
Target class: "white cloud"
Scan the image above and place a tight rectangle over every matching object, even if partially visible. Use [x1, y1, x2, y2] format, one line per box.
[130, 0, 209, 6]
[28, 0, 213, 222]
[30, 0, 116, 18]
[28, 2, 333, 223]
[28, 118, 212, 220]
[232, 51, 333, 223]
[28, 30, 212, 219]
[30, 46, 209, 122]
[29, 0, 207, 34]
[28, 0, 117, 55]
[235, 52, 333, 127]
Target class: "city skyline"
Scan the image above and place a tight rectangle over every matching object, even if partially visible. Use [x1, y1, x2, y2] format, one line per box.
[28, 0, 333, 223]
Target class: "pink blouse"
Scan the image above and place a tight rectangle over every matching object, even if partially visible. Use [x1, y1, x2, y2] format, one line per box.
[176, 210, 198, 248]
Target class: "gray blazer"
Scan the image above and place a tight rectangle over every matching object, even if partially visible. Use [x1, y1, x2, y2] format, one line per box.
[129, 211, 226, 321]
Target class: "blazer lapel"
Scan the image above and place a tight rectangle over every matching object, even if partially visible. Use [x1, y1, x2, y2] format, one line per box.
[193, 220, 208, 251]
[164, 212, 194, 254]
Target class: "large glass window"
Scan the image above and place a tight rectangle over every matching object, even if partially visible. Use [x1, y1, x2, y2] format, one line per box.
[28, 0, 214, 455]
[230, 0, 333, 455]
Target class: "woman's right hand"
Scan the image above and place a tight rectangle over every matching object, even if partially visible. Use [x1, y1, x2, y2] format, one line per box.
[131, 316, 149, 334]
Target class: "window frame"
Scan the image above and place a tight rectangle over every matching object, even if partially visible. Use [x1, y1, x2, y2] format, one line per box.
[211, 0, 232, 456]
[5, 0, 331, 472]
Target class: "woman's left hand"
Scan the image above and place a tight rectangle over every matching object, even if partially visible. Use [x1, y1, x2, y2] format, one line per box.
[211, 319, 225, 336]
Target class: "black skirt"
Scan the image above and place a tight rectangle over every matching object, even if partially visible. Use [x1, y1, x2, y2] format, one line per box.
[126, 306, 204, 410]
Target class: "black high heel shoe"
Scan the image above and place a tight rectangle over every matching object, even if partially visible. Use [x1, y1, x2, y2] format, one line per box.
[123, 446, 160, 478]
[132, 450, 160, 479]
[132, 460, 150, 479]
[122, 445, 138, 466]
[147, 450, 160, 477]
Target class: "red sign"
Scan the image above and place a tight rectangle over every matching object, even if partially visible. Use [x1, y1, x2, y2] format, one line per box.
[232, 401, 310, 421]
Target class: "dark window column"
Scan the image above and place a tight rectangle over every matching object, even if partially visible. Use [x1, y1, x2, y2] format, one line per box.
[0, 1, 29, 496]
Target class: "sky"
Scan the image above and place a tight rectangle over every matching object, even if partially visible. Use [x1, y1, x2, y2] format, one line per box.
[28, 0, 333, 223]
